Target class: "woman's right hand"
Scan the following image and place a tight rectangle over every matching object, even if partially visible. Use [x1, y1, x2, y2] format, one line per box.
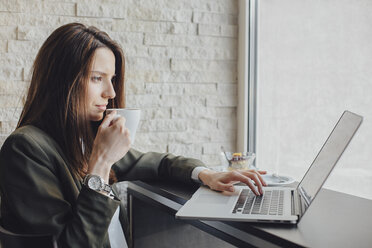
[88, 110, 131, 181]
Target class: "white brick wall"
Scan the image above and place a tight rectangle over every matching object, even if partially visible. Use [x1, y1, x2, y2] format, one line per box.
[0, 0, 239, 167]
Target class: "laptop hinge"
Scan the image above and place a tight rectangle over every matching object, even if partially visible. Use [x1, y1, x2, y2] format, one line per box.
[298, 186, 311, 207]
[292, 190, 301, 217]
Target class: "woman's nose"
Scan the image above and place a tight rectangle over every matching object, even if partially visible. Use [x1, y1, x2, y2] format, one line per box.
[103, 79, 116, 99]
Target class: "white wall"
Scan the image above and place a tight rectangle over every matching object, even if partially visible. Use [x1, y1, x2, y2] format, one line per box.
[256, 0, 372, 199]
[0, 0, 239, 166]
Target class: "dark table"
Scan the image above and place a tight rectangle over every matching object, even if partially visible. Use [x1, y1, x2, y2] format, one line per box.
[127, 180, 372, 248]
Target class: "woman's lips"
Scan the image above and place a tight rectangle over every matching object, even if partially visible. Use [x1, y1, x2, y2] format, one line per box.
[96, 105, 107, 111]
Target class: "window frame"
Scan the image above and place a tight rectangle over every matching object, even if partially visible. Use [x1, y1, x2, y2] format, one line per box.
[237, 0, 257, 154]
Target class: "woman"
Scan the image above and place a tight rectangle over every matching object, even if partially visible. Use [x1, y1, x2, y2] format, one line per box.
[0, 23, 266, 247]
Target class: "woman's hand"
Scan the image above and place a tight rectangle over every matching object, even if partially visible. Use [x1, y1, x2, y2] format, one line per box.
[198, 169, 267, 195]
[88, 110, 131, 182]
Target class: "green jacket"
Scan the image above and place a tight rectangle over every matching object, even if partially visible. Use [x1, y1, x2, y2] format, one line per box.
[0, 125, 204, 247]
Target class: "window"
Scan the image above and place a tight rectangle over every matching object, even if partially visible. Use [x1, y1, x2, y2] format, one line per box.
[246, 0, 372, 199]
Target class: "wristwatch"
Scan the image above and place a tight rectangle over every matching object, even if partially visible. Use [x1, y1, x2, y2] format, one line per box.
[83, 174, 112, 195]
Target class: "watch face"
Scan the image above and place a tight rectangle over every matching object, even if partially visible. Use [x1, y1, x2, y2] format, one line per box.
[87, 176, 102, 190]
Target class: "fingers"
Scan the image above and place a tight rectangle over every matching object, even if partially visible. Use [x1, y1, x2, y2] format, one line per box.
[227, 171, 262, 195]
[101, 110, 117, 128]
[108, 114, 128, 132]
[100, 111, 130, 143]
[246, 169, 267, 175]
[214, 182, 235, 192]
[256, 171, 267, 186]
[242, 170, 267, 187]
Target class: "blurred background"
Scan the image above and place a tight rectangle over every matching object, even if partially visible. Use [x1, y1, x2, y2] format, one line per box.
[256, 0, 372, 199]
[0, 0, 238, 165]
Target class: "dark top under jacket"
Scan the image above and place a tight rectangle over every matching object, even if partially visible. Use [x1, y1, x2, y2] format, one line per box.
[0, 125, 204, 247]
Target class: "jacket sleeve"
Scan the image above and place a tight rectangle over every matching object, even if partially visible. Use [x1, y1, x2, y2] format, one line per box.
[0, 132, 119, 248]
[112, 148, 206, 185]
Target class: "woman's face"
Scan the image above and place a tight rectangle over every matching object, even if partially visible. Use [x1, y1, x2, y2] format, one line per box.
[86, 47, 116, 121]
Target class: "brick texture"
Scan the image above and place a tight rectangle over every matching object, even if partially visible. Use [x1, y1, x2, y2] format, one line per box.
[0, 0, 238, 167]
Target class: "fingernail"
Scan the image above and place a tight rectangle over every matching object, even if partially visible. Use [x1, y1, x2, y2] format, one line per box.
[229, 186, 234, 192]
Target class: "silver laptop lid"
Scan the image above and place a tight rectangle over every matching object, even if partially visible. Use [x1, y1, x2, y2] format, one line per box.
[297, 111, 363, 218]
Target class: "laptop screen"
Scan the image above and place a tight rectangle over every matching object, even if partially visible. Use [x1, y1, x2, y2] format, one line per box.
[297, 111, 363, 213]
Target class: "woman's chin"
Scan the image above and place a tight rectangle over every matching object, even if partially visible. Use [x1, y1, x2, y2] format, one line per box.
[89, 114, 104, 122]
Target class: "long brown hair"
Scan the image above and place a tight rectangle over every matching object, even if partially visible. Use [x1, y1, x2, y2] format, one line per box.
[18, 23, 125, 182]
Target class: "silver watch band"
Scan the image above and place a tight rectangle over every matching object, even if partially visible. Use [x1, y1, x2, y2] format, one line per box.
[101, 183, 112, 194]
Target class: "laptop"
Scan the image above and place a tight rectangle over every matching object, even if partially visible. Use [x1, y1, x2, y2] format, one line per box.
[176, 111, 363, 224]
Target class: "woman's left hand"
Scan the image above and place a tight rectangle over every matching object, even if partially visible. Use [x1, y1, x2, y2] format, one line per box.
[198, 169, 267, 195]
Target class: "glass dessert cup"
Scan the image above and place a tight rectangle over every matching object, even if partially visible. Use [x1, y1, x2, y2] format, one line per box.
[224, 152, 256, 171]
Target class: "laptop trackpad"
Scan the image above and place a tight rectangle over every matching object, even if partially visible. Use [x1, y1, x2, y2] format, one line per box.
[196, 194, 230, 204]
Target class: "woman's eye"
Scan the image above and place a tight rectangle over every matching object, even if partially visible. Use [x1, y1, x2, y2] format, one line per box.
[91, 76, 102, 82]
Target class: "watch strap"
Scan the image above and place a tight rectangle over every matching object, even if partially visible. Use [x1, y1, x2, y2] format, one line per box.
[101, 182, 112, 194]
[83, 174, 112, 194]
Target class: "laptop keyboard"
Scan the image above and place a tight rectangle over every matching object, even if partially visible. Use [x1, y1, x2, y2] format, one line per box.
[232, 189, 284, 215]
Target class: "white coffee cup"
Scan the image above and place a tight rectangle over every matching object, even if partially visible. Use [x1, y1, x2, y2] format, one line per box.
[106, 108, 141, 143]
